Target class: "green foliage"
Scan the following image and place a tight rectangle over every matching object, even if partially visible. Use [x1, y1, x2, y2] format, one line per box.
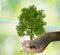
[16, 5, 46, 40]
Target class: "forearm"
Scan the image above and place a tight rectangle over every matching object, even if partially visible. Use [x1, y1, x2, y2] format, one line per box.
[50, 31, 60, 41]
[29, 31, 60, 47]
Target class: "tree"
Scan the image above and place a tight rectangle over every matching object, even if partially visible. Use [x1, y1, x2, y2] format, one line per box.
[16, 5, 46, 40]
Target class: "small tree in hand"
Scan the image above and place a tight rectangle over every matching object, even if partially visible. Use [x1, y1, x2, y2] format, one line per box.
[16, 5, 46, 40]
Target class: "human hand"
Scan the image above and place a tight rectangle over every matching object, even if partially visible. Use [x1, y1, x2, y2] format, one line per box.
[21, 33, 51, 53]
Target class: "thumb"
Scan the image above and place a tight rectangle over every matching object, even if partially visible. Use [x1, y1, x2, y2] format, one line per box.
[21, 40, 30, 47]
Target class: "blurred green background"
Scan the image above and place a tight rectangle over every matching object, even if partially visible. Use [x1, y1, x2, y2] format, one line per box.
[0, 0, 60, 55]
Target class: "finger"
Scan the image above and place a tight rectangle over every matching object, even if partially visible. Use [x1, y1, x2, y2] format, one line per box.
[27, 45, 44, 53]
[21, 40, 30, 47]
[21, 40, 30, 45]
[23, 46, 32, 52]
[22, 44, 41, 53]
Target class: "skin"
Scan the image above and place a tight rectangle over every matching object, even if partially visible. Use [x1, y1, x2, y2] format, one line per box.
[22, 31, 60, 53]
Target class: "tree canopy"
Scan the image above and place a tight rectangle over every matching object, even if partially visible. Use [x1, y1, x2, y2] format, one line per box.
[16, 5, 46, 40]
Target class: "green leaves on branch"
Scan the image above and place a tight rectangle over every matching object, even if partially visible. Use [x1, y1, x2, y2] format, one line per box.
[16, 5, 46, 40]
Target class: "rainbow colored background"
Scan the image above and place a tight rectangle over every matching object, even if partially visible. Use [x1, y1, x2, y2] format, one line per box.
[0, 0, 60, 55]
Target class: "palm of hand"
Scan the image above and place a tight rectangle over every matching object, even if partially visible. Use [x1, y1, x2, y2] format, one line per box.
[22, 33, 51, 53]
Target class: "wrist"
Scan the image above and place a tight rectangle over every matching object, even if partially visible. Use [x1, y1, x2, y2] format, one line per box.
[49, 31, 60, 42]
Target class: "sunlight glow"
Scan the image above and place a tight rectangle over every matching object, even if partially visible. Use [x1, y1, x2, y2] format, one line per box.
[0, 4, 2, 12]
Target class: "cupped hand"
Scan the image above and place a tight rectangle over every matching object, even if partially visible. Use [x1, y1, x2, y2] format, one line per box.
[21, 33, 51, 53]
[21, 40, 49, 53]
